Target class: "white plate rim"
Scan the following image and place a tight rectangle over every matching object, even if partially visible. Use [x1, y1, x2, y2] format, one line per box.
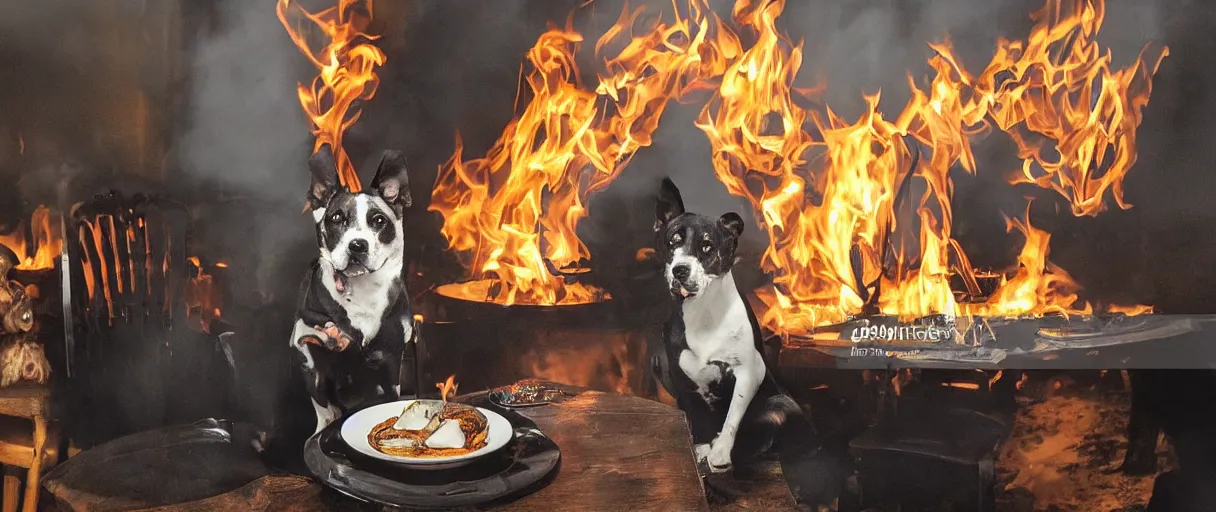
[340, 399, 513, 465]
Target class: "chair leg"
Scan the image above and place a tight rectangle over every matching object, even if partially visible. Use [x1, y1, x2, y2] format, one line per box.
[21, 417, 45, 512]
[2, 471, 17, 512]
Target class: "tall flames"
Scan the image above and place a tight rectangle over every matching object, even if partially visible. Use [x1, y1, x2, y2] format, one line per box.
[936, 0, 1169, 217]
[430, 0, 740, 306]
[697, 0, 1165, 335]
[277, 0, 386, 192]
[428, 0, 1162, 334]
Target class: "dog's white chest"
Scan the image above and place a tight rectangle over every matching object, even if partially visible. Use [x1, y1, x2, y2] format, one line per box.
[321, 265, 398, 343]
[345, 290, 389, 341]
[676, 273, 761, 399]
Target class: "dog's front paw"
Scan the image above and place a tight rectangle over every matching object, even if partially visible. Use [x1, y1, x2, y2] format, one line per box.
[694, 440, 732, 474]
[319, 322, 353, 351]
[298, 322, 354, 352]
[705, 436, 733, 473]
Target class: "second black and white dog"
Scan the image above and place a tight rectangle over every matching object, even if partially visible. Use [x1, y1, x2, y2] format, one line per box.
[653, 177, 839, 505]
[290, 145, 415, 434]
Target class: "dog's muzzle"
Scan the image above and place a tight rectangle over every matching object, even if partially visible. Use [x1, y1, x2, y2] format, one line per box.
[669, 280, 698, 299]
[669, 263, 697, 298]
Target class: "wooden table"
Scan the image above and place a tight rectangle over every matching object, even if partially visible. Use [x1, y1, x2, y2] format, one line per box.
[151, 390, 710, 512]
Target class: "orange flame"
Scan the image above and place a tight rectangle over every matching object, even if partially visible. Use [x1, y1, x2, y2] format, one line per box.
[932, 0, 1169, 216]
[277, 0, 385, 192]
[697, 0, 1159, 336]
[697, 0, 967, 331]
[185, 256, 223, 333]
[961, 208, 1092, 317]
[989, 370, 1004, 390]
[429, 0, 740, 306]
[436, 374, 458, 403]
[0, 206, 61, 272]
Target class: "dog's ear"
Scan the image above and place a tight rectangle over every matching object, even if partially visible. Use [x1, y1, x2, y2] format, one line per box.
[719, 212, 745, 238]
[655, 177, 685, 231]
[308, 144, 341, 210]
[370, 150, 412, 210]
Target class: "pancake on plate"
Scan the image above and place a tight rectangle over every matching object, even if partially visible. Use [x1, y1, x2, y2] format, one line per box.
[367, 400, 490, 457]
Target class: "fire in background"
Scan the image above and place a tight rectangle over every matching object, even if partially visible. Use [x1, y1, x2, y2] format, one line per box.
[277, 0, 386, 192]
[64, 209, 222, 333]
[430, 0, 739, 306]
[431, 0, 1164, 334]
[186, 257, 224, 333]
[0, 206, 61, 272]
[697, 0, 1165, 336]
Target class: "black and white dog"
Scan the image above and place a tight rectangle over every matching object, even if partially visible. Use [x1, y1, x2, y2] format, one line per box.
[290, 145, 415, 434]
[653, 177, 838, 504]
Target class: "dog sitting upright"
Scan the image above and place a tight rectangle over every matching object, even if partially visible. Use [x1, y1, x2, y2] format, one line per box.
[653, 177, 839, 505]
[291, 144, 414, 434]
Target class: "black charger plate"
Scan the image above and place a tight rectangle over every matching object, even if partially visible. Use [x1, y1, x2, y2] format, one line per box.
[303, 397, 561, 509]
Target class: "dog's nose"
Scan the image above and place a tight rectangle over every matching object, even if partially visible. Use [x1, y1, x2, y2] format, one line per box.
[348, 239, 369, 254]
[672, 264, 691, 281]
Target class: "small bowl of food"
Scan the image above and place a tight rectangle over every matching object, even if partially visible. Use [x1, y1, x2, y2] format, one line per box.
[341, 399, 513, 470]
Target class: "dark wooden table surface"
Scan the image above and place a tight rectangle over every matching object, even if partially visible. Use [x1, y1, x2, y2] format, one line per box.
[487, 390, 708, 511]
[143, 390, 710, 512]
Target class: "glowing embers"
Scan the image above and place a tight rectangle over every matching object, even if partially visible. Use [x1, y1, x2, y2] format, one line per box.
[0, 206, 62, 272]
[433, 279, 609, 307]
[415, 306, 643, 397]
[186, 257, 225, 334]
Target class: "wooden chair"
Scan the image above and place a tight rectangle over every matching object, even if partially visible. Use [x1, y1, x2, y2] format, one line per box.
[0, 384, 59, 512]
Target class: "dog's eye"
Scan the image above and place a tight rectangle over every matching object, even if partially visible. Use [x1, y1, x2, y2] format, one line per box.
[670, 234, 682, 246]
[701, 242, 713, 254]
[328, 211, 343, 224]
[371, 214, 388, 228]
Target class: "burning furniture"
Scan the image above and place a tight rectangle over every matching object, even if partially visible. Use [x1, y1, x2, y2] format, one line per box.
[7, 189, 236, 448]
[0, 203, 61, 512]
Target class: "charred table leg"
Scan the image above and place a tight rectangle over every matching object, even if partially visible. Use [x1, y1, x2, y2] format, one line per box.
[1122, 370, 1161, 475]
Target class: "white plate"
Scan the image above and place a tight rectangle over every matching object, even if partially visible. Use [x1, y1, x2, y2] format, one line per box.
[341, 399, 513, 469]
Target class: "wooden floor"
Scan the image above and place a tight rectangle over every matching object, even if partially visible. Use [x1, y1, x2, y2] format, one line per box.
[705, 461, 809, 512]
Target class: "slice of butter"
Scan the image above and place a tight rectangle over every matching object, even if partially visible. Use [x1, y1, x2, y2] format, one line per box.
[393, 401, 441, 431]
[424, 419, 467, 449]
